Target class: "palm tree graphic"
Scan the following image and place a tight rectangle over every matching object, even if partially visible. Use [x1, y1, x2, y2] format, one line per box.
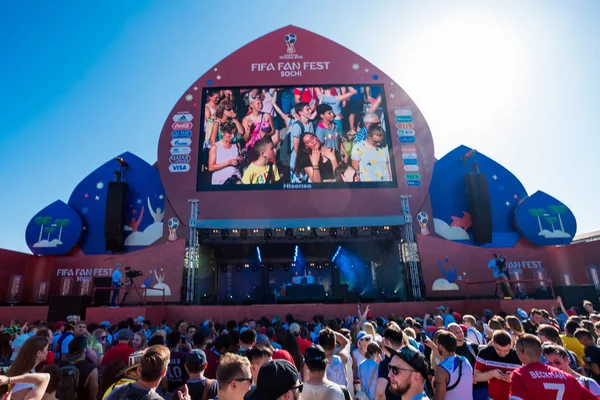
[44, 226, 56, 241]
[34, 216, 53, 242]
[548, 205, 567, 232]
[54, 218, 71, 242]
[544, 216, 558, 232]
[528, 208, 546, 232]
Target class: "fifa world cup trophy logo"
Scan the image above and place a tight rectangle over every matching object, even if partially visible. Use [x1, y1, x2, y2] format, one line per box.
[284, 33, 297, 54]
[167, 217, 179, 241]
[416, 212, 430, 235]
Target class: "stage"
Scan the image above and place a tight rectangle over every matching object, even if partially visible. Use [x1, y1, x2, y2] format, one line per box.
[0, 298, 551, 325]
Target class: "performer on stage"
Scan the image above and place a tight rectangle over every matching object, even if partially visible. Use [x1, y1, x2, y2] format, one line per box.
[305, 270, 315, 284]
[110, 264, 123, 308]
[292, 271, 302, 285]
[488, 253, 514, 299]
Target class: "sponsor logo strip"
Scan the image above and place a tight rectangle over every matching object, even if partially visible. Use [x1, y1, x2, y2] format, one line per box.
[171, 130, 193, 138]
[172, 112, 193, 122]
[172, 122, 193, 130]
[169, 163, 190, 173]
[169, 155, 191, 164]
[171, 138, 192, 146]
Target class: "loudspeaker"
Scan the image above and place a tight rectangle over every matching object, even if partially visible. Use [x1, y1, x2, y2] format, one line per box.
[93, 277, 112, 306]
[465, 173, 493, 245]
[555, 285, 599, 311]
[48, 295, 90, 322]
[104, 181, 128, 252]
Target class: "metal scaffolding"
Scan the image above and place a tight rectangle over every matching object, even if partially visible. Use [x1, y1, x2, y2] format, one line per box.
[187, 199, 199, 303]
[401, 195, 422, 300]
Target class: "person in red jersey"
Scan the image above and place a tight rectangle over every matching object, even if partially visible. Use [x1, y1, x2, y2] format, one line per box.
[509, 334, 597, 400]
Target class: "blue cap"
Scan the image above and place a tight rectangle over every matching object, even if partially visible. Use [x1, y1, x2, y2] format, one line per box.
[186, 349, 207, 366]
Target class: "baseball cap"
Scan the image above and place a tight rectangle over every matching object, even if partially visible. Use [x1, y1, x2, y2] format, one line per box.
[186, 349, 207, 366]
[117, 350, 144, 378]
[135, 316, 145, 323]
[357, 331, 373, 342]
[385, 346, 428, 379]
[304, 345, 327, 362]
[99, 321, 111, 328]
[244, 360, 300, 400]
[289, 323, 300, 334]
[436, 305, 446, 311]
[516, 308, 528, 319]
[256, 334, 270, 346]
[117, 329, 133, 341]
[53, 321, 66, 330]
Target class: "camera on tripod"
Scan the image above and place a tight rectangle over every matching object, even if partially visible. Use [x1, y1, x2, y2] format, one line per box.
[124, 266, 143, 279]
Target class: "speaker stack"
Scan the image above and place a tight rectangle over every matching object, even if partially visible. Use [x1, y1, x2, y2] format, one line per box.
[465, 173, 493, 245]
[104, 181, 128, 252]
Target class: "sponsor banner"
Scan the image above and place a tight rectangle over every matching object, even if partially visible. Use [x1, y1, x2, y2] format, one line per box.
[171, 130, 193, 138]
[401, 145, 417, 153]
[169, 155, 191, 164]
[403, 165, 419, 172]
[172, 112, 193, 122]
[405, 173, 420, 180]
[395, 116, 413, 123]
[396, 122, 414, 130]
[170, 147, 192, 155]
[394, 109, 412, 116]
[399, 136, 416, 143]
[397, 129, 415, 136]
[406, 180, 421, 187]
[171, 138, 192, 146]
[402, 152, 418, 160]
[172, 122, 193, 130]
[169, 163, 191, 173]
[403, 159, 418, 165]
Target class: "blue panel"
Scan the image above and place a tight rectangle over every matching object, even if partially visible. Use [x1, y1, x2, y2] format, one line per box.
[68, 152, 166, 255]
[514, 191, 577, 246]
[25, 200, 83, 256]
[430, 145, 528, 248]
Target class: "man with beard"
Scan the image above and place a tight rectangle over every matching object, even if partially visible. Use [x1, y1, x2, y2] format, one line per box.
[385, 345, 430, 400]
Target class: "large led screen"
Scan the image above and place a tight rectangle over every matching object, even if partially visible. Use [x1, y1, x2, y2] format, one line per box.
[196, 85, 396, 191]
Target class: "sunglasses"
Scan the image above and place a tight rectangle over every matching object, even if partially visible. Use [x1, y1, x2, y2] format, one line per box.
[231, 377, 253, 384]
[100, 336, 107, 340]
[225, 107, 234, 112]
[360, 337, 372, 342]
[291, 383, 303, 393]
[388, 364, 415, 376]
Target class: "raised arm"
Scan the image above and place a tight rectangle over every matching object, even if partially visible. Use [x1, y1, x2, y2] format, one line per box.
[335, 86, 357, 103]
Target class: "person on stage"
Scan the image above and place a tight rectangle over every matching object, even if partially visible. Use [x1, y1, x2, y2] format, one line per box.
[305, 270, 315, 285]
[488, 253, 514, 299]
[292, 272, 302, 285]
[110, 264, 123, 308]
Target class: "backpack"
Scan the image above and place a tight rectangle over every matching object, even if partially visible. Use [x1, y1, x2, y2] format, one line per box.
[57, 365, 80, 400]
[54, 332, 73, 361]
[279, 120, 303, 167]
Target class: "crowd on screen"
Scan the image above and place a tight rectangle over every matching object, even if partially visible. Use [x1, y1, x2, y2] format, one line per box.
[2, 296, 600, 399]
[200, 87, 394, 186]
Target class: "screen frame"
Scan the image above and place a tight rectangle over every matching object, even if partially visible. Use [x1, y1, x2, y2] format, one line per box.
[195, 84, 398, 192]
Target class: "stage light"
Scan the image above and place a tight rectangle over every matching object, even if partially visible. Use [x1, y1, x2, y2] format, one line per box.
[309, 262, 315, 267]
[259, 262, 265, 268]
[256, 246, 262, 263]
[383, 226, 390, 231]
[371, 227, 379, 236]
[244, 263, 250, 268]
[293, 246, 299, 263]
[264, 229, 272, 239]
[324, 262, 330, 268]
[221, 229, 229, 240]
[240, 229, 248, 239]
[329, 228, 337, 238]
[332, 246, 342, 262]
[115, 156, 130, 168]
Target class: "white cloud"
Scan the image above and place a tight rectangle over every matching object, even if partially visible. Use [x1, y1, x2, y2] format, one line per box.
[434, 218, 470, 241]
[432, 278, 459, 291]
[124, 222, 163, 246]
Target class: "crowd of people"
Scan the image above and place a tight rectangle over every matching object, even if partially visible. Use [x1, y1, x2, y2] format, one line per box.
[199, 86, 394, 186]
[1, 296, 600, 399]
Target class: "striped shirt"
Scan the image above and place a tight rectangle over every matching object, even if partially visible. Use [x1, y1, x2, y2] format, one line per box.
[475, 346, 521, 400]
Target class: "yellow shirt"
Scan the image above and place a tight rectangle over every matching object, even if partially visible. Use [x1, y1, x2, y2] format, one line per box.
[102, 377, 136, 400]
[241, 162, 280, 184]
[561, 334, 585, 365]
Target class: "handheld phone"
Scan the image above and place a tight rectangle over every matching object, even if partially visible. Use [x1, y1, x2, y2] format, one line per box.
[420, 332, 428, 342]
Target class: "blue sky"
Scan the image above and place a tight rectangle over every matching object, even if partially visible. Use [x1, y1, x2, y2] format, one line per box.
[1, 0, 599, 254]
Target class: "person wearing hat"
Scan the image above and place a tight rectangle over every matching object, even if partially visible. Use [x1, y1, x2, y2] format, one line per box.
[352, 331, 372, 379]
[289, 323, 312, 356]
[170, 349, 217, 400]
[375, 327, 406, 400]
[255, 334, 296, 365]
[102, 350, 143, 399]
[102, 329, 135, 367]
[245, 359, 302, 400]
[301, 345, 346, 399]
[60, 336, 99, 400]
[385, 345, 430, 399]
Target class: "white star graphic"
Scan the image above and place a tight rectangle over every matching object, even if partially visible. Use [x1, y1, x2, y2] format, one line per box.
[193, 86, 198, 91]
[352, 63, 359, 70]
[95, 196, 100, 201]
[96, 181, 104, 190]
[505, 201, 510, 206]
[492, 175, 498, 180]
[364, 68, 369, 72]
[216, 75, 222, 80]
[390, 82, 395, 86]
[159, 195, 164, 200]
[185, 94, 193, 101]
[390, 93, 395, 98]
[214, 68, 218, 72]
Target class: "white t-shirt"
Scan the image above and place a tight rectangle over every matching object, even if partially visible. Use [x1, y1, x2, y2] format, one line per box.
[300, 380, 345, 400]
[577, 376, 600, 395]
[466, 327, 484, 345]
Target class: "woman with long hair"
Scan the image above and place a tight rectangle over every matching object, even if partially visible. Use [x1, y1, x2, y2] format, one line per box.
[294, 132, 341, 183]
[282, 331, 304, 379]
[505, 316, 524, 347]
[208, 121, 243, 185]
[242, 96, 276, 150]
[209, 100, 245, 146]
[2, 336, 49, 398]
[131, 332, 147, 351]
